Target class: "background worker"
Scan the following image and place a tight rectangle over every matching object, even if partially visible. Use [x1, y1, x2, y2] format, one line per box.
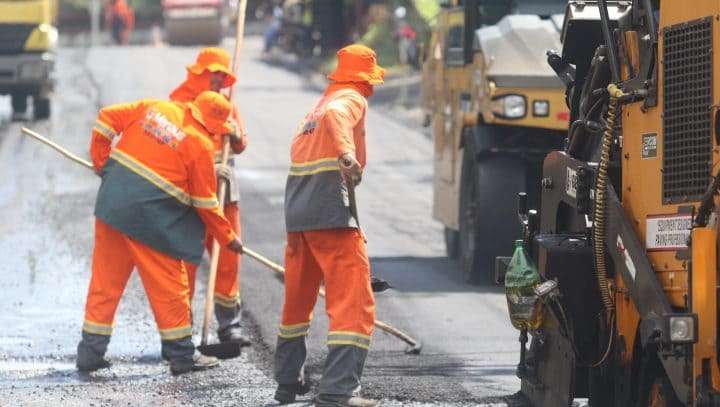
[105, 0, 134, 45]
[273, 44, 384, 407]
[76, 91, 243, 376]
[170, 47, 251, 346]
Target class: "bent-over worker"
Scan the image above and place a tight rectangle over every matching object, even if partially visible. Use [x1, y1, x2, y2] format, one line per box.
[170, 47, 250, 346]
[76, 91, 243, 375]
[273, 44, 385, 407]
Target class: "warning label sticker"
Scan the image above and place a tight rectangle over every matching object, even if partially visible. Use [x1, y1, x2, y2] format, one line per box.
[566, 167, 577, 199]
[646, 214, 692, 251]
[642, 133, 658, 159]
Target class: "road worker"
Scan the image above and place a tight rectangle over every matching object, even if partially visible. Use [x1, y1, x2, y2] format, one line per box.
[273, 44, 385, 407]
[76, 91, 243, 375]
[169, 47, 250, 346]
[105, 0, 134, 45]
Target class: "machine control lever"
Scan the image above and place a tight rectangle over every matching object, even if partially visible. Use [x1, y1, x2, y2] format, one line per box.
[547, 49, 576, 88]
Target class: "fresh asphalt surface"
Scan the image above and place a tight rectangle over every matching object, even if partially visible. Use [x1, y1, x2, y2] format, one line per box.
[0, 38, 532, 406]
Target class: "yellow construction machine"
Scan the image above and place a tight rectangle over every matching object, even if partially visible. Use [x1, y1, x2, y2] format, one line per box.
[421, 0, 569, 283]
[163, 0, 228, 45]
[496, 0, 720, 405]
[0, 0, 57, 118]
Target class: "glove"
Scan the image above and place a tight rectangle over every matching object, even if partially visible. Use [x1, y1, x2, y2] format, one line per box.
[225, 118, 247, 144]
[215, 163, 233, 182]
[224, 130, 243, 144]
[339, 153, 362, 187]
[227, 238, 244, 254]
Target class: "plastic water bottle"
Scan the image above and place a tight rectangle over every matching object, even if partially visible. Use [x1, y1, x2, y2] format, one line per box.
[505, 240, 543, 330]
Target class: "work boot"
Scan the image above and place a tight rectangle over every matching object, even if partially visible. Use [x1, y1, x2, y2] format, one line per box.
[170, 351, 220, 375]
[314, 394, 378, 407]
[76, 334, 111, 372]
[218, 325, 251, 347]
[76, 345, 111, 372]
[216, 303, 251, 347]
[274, 380, 312, 404]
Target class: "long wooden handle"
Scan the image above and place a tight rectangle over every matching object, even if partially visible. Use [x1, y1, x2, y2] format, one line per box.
[242, 247, 420, 348]
[21, 127, 94, 170]
[200, 140, 231, 346]
[201, 0, 248, 346]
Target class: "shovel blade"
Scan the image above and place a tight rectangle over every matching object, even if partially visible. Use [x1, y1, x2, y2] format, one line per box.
[197, 342, 242, 360]
[371, 277, 392, 293]
[405, 341, 422, 355]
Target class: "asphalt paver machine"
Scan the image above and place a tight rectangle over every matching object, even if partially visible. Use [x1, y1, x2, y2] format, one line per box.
[497, 0, 720, 405]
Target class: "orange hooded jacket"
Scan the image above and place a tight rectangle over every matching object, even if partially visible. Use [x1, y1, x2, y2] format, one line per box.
[90, 99, 236, 264]
[284, 82, 369, 232]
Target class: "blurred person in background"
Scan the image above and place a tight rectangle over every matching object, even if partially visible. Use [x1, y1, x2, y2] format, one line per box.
[105, 0, 134, 45]
[394, 6, 418, 69]
[263, 2, 284, 57]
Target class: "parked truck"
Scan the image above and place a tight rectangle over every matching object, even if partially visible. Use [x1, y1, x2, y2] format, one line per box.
[421, 0, 569, 283]
[0, 0, 57, 119]
[498, 0, 720, 405]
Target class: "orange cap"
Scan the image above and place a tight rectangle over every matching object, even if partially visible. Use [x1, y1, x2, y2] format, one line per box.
[327, 44, 385, 85]
[187, 48, 237, 88]
[189, 91, 233, 135]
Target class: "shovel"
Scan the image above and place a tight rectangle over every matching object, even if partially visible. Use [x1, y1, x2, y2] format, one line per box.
[197, 0, 248, 360]
[196, 135, 242, 359]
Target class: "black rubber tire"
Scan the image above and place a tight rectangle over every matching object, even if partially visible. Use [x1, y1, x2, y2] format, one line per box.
[444, 227, 460, 259]
[588, 367, 615, 407]
[636, 357, 683, 407]
[33, 97, 51, 120]
[11, 93, 27, 114]
[459, 146, 525, 285]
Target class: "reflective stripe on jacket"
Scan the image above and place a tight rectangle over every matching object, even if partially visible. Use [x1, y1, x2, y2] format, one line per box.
[285, 85, 367, 232]
[90, 99, 236, 264]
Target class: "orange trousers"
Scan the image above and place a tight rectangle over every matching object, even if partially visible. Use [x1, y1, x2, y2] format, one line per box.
[82, 219, 192, 341]
[280, 228, 375, 341]
[187, 202, 241, 308]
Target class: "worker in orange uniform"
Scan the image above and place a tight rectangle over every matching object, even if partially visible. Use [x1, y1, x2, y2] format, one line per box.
[169, 47, 251, 346]
[76, 91, 243, 376]
[106, 0, 134, 45]
[273, 44, 385, 407]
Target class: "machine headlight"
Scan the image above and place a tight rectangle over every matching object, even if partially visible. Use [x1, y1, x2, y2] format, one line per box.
[667, 314, 696, 344]
[38, 24, 59, 46]
[533, 100, 550, 117]
[492, 94, 526, 119]
[19, 62, 47, 80]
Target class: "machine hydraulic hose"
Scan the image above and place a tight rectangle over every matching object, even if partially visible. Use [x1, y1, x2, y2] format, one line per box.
[593, 84, 624, 316]
[586, 83, 625, 367]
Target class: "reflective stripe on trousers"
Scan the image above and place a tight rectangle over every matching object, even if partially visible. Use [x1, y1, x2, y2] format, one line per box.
[274, 229, 375, 395]
[81, 219, 194, 363]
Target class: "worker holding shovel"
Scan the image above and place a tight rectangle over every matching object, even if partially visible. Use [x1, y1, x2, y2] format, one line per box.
[169, 47, 251, 347]
[76, 91, 243, 375]
[274, 44, 385, 407]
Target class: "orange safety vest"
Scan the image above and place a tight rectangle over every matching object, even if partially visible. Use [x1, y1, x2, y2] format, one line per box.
[90, 99, 236, 264]
[285, 83, 368, 232]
